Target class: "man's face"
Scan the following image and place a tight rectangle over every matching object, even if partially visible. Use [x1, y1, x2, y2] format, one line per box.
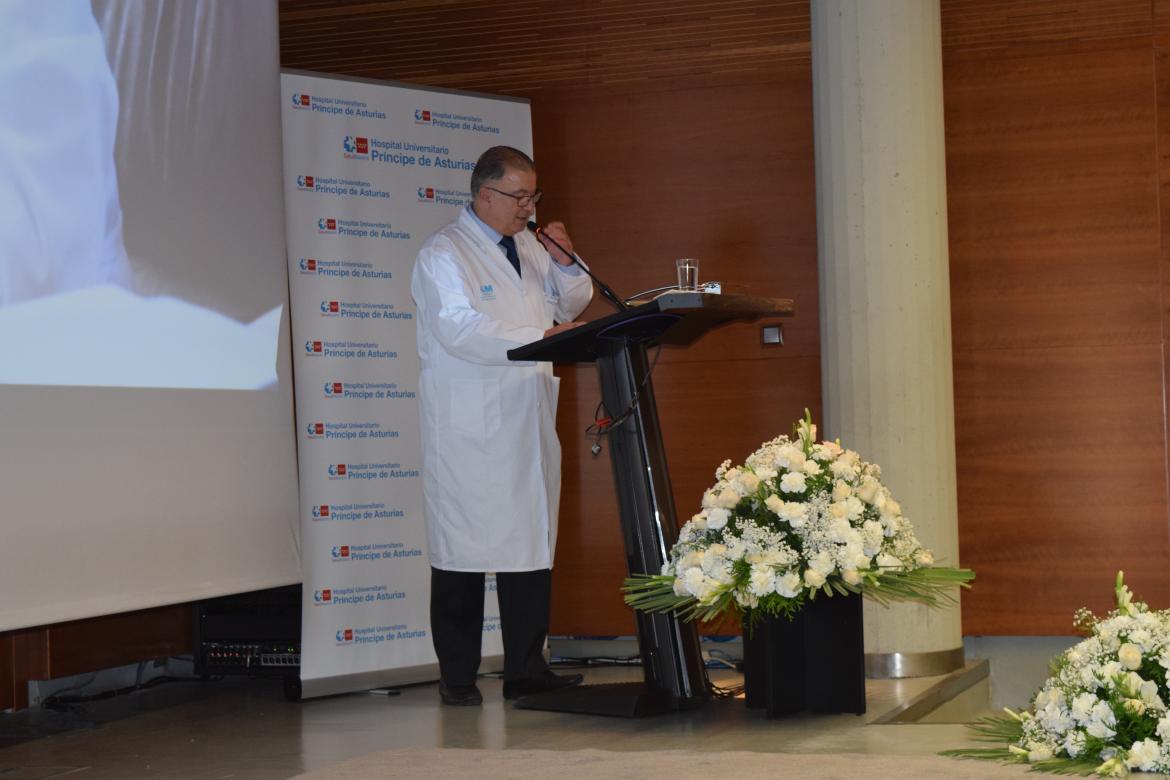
[474, 166, 537, 237]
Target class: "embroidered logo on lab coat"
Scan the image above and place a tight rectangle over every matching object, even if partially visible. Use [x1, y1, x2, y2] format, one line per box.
[480, 284, 496, 301]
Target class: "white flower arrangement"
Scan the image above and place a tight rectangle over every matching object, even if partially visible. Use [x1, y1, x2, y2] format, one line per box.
[947, 573, 1170, 777]
[622, 410, 973, 624]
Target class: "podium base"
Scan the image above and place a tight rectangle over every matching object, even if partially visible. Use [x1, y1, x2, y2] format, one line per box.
[511, 681, 705, 718]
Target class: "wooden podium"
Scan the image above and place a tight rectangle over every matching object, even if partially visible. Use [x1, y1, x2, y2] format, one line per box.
[507, 292, 793, 717]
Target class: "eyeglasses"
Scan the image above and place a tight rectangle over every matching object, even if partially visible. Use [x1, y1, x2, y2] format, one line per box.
[484, 185, 542, 208]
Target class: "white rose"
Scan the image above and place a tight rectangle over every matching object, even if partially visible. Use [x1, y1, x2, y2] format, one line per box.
[1119, 642, 1143, 671]
[828, 459, 855, 479]
[816, 441, 842, 460]
[735, 472, 761, 496]
[706, 506, 731, 531]
[1126, 739, 1162, 772]
[764, 494, 785, 515]
[681, 567, 706, 597]
[1062, 730, 1086, 758]
[701, 490, 718, 509]
[913, 549, 934, 567]
[680, 551, 703, 570]
[748, 565, 776, 597]
[855, 477, 880, 503]
[779, 472, 807, 494]
[1140, 680, 1163, 708]
[829, 502, 849, 520]
[803, 569, 826, 588]
[754, 465, 778, 481]
[831, 481, 852, 502]
[1027, 744, 1053, 762]
[778, 501, 808, 526]
[1155, 715, 1170, 742]
[776, 445, 804, 471]
[774, 572, 801, 598]
[1087, 700, 1117, 739]
[723, 467, 741, 483]
[689, 514, 708, 531]
[842, 569, 862, 585]
[673, 577, 690, 596]
[809, 552, 835, 575]
[1124, 698, 1147, 717]
[715, 488, 741, 508]
[802, 459, 820, 475]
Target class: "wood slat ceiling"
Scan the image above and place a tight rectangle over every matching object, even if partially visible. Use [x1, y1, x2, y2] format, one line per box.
[279, 0, 810, 93]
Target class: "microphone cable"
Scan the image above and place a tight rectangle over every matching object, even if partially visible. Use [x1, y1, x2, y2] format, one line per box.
[584, 342, 663, 456]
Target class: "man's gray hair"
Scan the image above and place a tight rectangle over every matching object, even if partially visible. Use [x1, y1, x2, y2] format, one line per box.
[470, 146, 535, 196]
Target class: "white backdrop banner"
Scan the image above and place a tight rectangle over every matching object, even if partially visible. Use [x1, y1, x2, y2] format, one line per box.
[281, 71, 532, 699]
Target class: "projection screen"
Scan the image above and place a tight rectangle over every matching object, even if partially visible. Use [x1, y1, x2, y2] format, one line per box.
[0, 0, 301, 631]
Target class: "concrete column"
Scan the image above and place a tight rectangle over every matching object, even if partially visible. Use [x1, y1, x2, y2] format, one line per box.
[811, 0, 962, 676]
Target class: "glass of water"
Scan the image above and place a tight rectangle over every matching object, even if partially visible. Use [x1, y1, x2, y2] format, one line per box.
[676, 258, 699, 291]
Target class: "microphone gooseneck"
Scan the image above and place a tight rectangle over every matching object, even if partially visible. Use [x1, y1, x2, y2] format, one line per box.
[526, 221, 628, 311]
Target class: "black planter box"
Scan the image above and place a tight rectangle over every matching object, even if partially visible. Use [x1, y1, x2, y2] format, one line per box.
[742, 591, 866, 717]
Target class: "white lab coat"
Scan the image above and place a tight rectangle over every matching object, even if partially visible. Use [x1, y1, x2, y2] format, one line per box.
[411, 208, 593, 572]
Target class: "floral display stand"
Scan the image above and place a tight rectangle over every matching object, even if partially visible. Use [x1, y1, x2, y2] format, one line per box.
[624, 410, 973, 720]
[742, 592, 866, 717]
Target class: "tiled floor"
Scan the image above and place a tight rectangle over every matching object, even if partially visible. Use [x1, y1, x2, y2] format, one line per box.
[0, 666, 991, 780]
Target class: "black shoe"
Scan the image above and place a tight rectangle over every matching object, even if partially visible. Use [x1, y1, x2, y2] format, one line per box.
[439, 682, 483, 706]
[502, 671, 584, 700]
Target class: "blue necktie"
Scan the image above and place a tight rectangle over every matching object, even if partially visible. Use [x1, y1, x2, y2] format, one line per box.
[499, 236, 521, 278]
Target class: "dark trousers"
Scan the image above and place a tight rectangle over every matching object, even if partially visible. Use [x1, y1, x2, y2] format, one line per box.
[430, 566, 551, 687]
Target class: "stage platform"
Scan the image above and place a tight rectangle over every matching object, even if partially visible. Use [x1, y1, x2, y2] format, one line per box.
[0, 663, 994, 779]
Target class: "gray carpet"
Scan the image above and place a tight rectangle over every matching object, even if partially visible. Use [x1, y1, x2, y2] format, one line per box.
[290, 747, 1032, 779]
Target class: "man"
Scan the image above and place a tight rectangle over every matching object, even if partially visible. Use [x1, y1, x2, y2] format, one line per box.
[411, 146, 593, 705]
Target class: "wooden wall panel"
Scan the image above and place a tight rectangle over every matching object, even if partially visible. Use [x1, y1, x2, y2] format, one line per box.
[0, 604, 192, 711]
[942, 0, 1170, 634]
[47, 605, 194, 679]
[954, 345, 1170, 633]
[945, 40, 1160, 353]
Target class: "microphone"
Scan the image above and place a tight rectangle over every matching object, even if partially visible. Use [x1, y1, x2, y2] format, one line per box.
[527, 221, 628, 311]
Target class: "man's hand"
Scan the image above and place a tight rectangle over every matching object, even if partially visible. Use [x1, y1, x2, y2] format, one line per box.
[537, 221, 575, 266]
[544, 321, 585, 338]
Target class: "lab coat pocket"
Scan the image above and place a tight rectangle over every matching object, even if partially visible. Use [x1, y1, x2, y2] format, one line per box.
[450, 378, 502, 439]
[547, 374, 561, 420]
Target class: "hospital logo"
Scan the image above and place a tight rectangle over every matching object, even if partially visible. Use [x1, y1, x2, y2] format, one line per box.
[332, 545, 351, 560]
[342, 135, 369, 159]
[292, 93, 311, 109]
[324, 381, 343, 397]
[335, 628, 354, 644]
[305, 340, 323, 355]
[328, 463, 348, 478]
[297, 175, 315, 190]
[479, 284, 496, 301]
[417, 187, 435, 202]
[306, 422, 325, 438]
[320, 300, 340, 315]
[299, 258, 318, 273]
[317, 218, 337, 234]
[414, 109, 432, 124]
[313, 589, 332, 604]
[312, 504, 330, 520]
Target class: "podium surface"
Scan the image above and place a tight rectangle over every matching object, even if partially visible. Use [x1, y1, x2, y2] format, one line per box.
[507, 292, 793, 717]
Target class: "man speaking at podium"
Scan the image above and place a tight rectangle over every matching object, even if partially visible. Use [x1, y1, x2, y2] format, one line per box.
[410, 146, 593, 705]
